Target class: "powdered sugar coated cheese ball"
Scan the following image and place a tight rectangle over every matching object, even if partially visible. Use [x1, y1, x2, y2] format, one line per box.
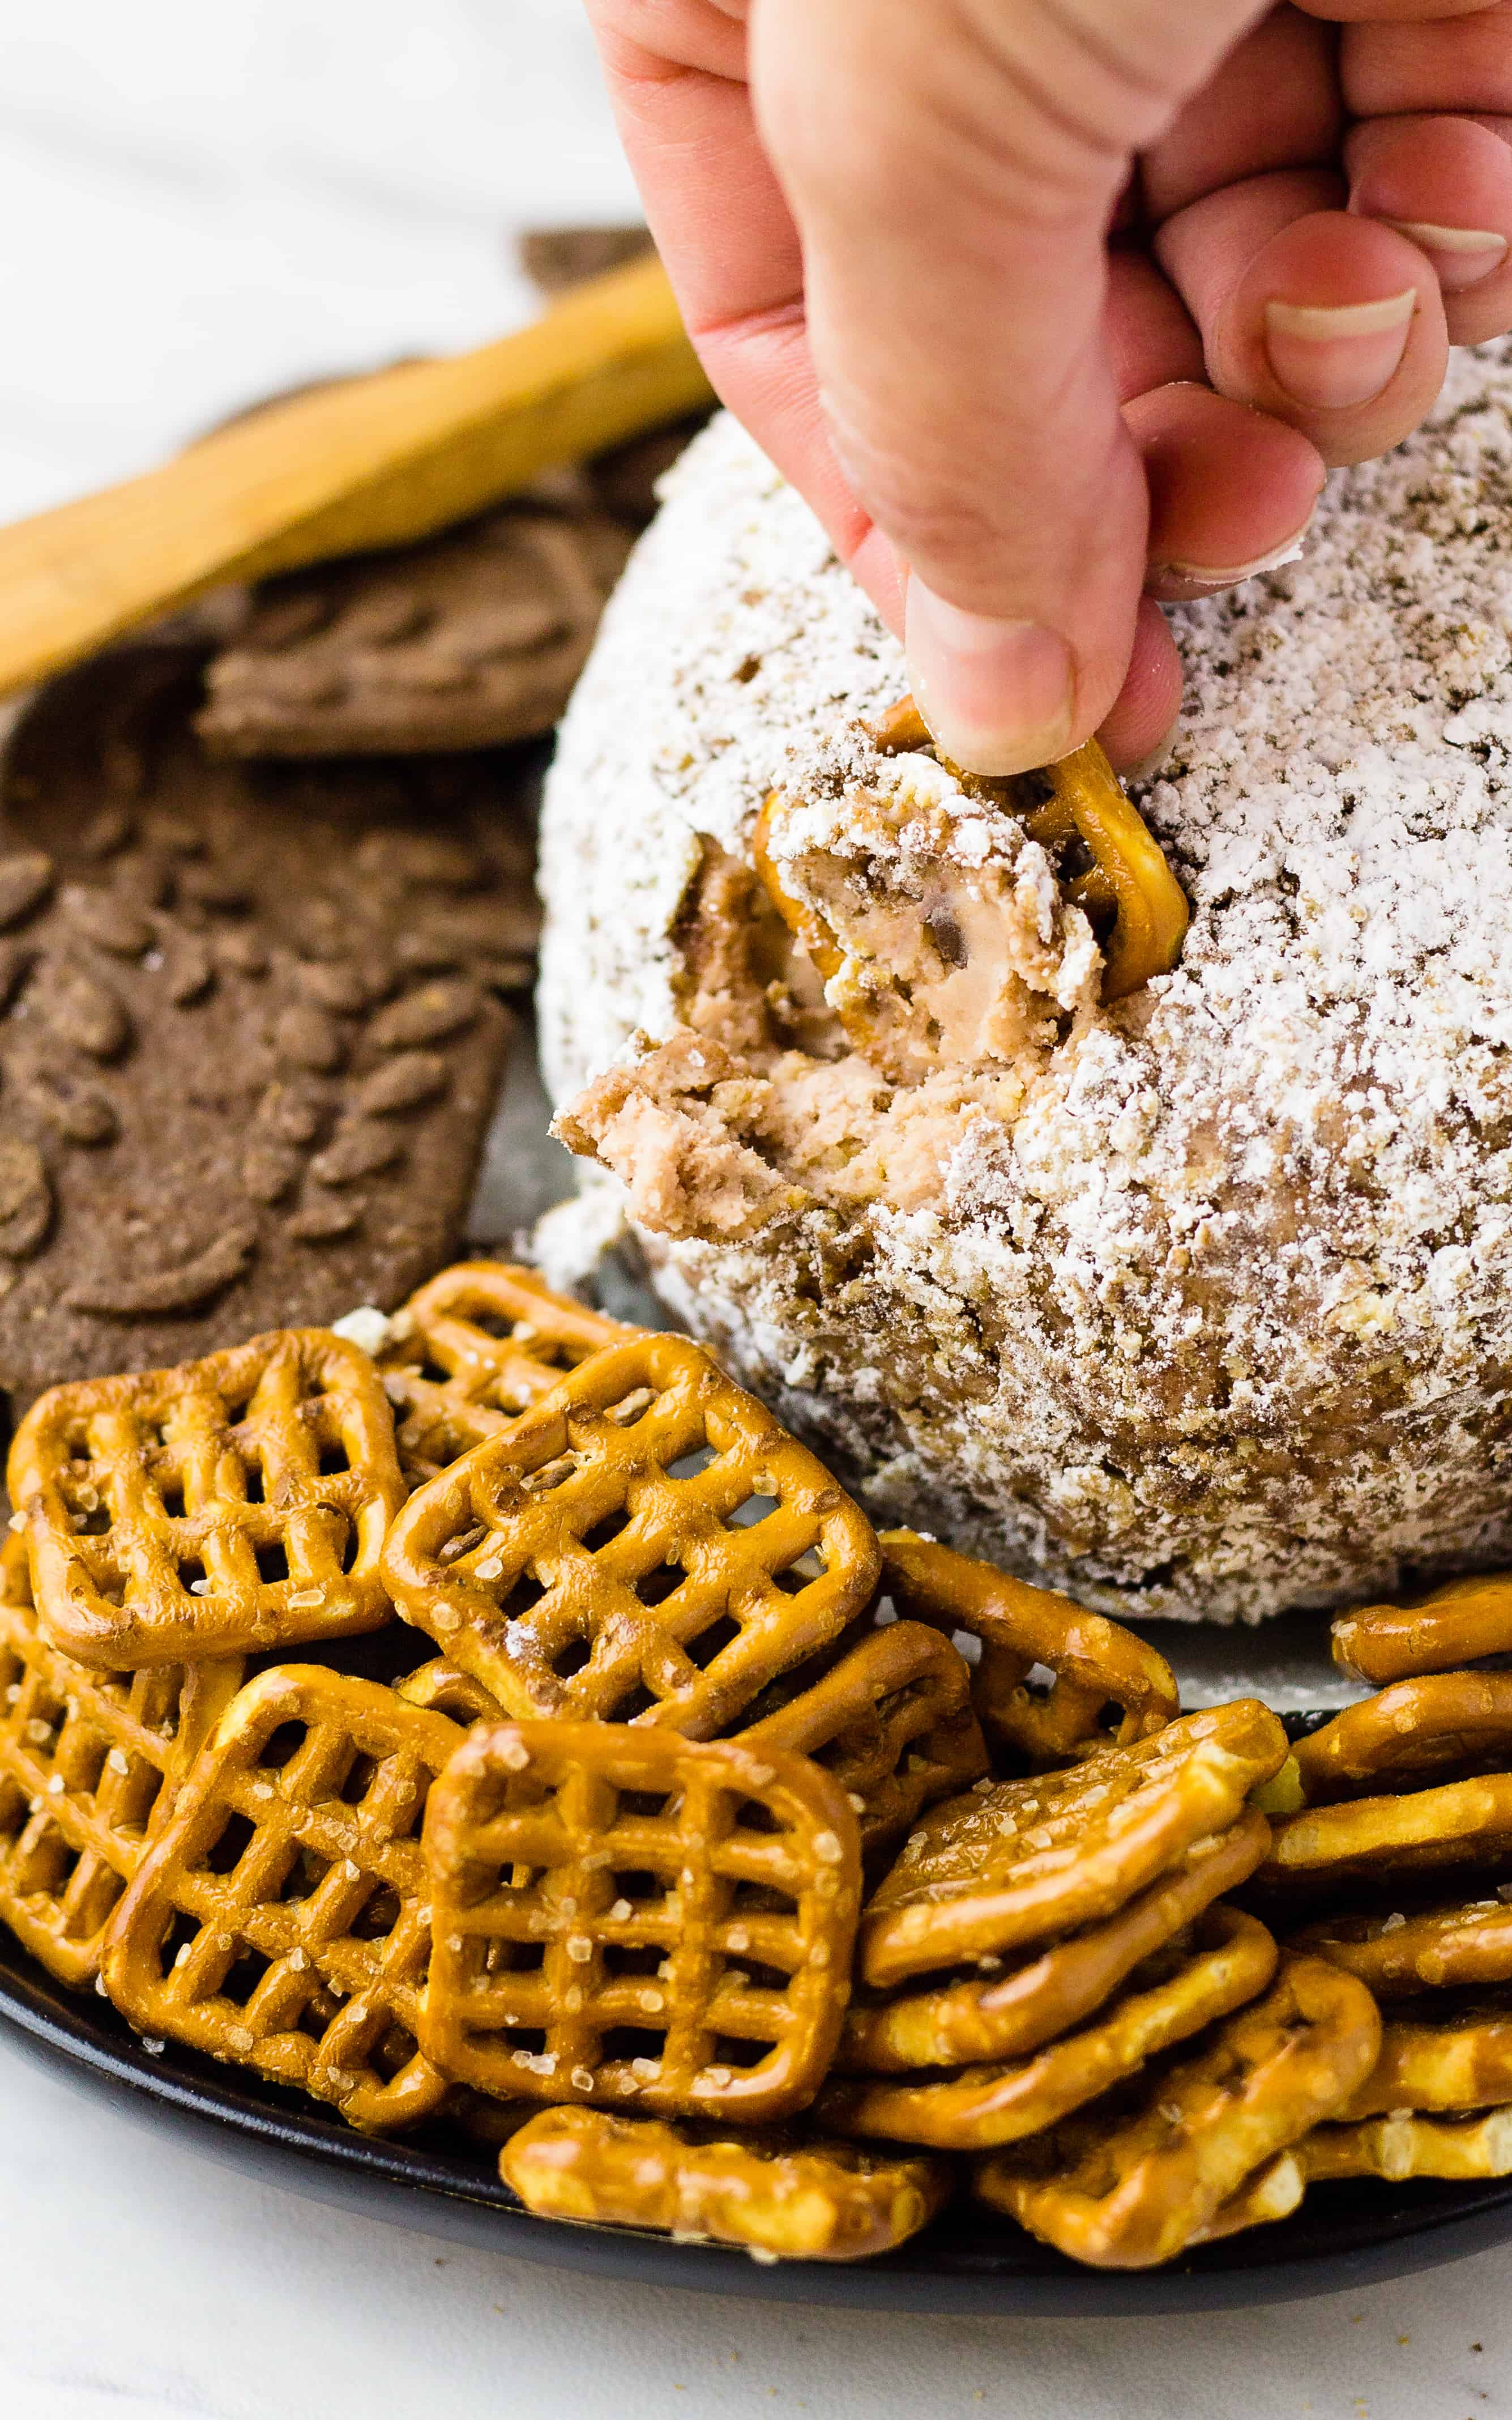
[539, 356, 1512, 1625]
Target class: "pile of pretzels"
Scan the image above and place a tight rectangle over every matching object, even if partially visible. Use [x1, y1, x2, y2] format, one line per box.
[2, 1259, 1509, 2269]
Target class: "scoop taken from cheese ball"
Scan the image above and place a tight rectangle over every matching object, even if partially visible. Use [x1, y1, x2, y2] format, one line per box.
[539, 357, 1512, 1627]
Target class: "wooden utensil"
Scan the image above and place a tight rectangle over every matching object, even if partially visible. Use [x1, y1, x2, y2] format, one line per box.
[0, 252, 714, 698]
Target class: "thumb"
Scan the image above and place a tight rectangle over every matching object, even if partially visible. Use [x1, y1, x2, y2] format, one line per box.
[750, 0, 1272, 772]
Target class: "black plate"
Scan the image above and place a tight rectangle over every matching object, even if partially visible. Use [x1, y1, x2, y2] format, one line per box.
[5, 1930, 1512, 2313]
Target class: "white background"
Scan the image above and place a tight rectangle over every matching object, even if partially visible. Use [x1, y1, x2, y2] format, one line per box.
[0, 4, 1508, 2413]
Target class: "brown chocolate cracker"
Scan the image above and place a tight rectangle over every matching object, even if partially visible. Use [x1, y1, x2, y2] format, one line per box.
[0, 642, 527, 1423]
[516, 224, 656, 296]
[197, 229, 711, 765]
[196, 502, 634, 759]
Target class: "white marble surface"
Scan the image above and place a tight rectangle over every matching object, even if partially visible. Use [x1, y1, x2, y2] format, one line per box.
[4, 2023, 1512, 2420]
[0, 0, 638, 522]
[0, 5, 1509, 2412]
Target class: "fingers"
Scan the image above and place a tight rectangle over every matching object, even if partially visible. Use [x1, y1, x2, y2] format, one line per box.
[753, 0, 1275, 774]
[1127, 384, 1326, 601]
[1140, 7, 1342, 220]
[587, 5, 882, 600]
[1156, 172, 1449, 463]
[1104, 249, 1205, 401]
[1336, 0, 1512, 110]
[1099, 599, 1185, 770]
[1347, 112, 1512, 340]
[1146, 5, 1512, 440]
[1332, 0, 1512, 340]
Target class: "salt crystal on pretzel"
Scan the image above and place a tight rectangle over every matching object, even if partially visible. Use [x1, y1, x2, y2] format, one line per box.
[381, 1332, 881, 1735]
[1332, 1569, 1512, 1686]
[10, 1329, 405, 1669]
[877, 1529, 1177, 1769]
[858, 1700, 1287, 1991]
[819, 1905, 1277, 2151]
[972, 1954, 1381, 2269]
[839, 1806, 1270, 2074]
[500, 2106, 950, 2261]
[420, 1718, 861, 2123]
[377, 1259, 635, 1487]
[103, 1664, 462, 2129]
[1293, 1672, 1512, 1803]
[0, 1537, 241, 1986]
[737, 1621, 986, 1857]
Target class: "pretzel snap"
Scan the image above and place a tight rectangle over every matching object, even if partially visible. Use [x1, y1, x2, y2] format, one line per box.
[104, 1665, 463, 2129]
[0, 1538, 241, 1987]
[1186, 2154, 1305, 2244]
[382, 1333, 881, 1735]
[738, 1621, 986, 1857]
[11, 1328, 406, 1670]
[1021, 739, 1189, 1004]
[866, 697, 1189, 1004]
[878, 1530, 1177, 1769]
[1300, 2106, 1512, 2185]
[500, 2107, 950, 2261]
[818, 1905, 1276, 2151]
[1291, 1897, 1512, 2000]
[972, 1955, 1381, 2269]
[839, 1807, 1269, 2074]
[420, 1719, 861, 2123]
[1293, 1673, 1512, 1801]
[378, 1260, 634, 1486]
[1332, 1570, 1512, 1686]
[1260, 1774, 1512, 1895]
[858, 1700, 1287, 1991]
[1338, 1993, 1512, 2120]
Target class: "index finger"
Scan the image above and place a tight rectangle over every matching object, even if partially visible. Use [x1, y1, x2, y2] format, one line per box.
[587, 3, 890, 606]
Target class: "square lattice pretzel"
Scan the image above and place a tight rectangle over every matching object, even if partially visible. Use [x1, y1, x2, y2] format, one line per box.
[0, 1539, 242, 1986]
[381, 1333, 881, 1735]
[739, 1622, 987, 1857]
[103, 1665, 464, 2129]
[11, 1328, 407, 1670]
[421, 1719, 862, 2121]
[378, 1260, 635, 1486]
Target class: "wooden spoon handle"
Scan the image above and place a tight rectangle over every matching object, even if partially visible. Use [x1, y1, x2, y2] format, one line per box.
[0, 252, 712, 697]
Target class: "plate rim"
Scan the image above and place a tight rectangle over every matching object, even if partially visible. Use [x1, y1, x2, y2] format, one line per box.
[6, 1944, 1512, 2316]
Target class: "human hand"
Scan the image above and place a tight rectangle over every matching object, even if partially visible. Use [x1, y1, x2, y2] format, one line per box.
[586, 1, 1512, 771]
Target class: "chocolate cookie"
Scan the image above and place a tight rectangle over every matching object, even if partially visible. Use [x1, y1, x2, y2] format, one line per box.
[516, 225, 657, 296]
[0, 641, 525, 1424]
[196, 501, 633, 759]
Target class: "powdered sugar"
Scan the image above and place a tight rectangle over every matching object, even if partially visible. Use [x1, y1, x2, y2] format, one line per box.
[540, 352, 1512, 1623]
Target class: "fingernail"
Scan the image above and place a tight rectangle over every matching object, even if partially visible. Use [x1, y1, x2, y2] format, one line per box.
[1263, 288, 1416, 412]
[1151, 517, 1314, 599]
[1381, 219, 1507, 294]
[904, 585, 1075, 776]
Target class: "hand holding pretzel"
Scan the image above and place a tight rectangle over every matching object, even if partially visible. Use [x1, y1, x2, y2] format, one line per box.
[590, 0, 1512, 773]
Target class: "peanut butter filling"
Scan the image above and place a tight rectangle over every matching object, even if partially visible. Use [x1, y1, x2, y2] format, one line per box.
[557, 722, 1121, 1240]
